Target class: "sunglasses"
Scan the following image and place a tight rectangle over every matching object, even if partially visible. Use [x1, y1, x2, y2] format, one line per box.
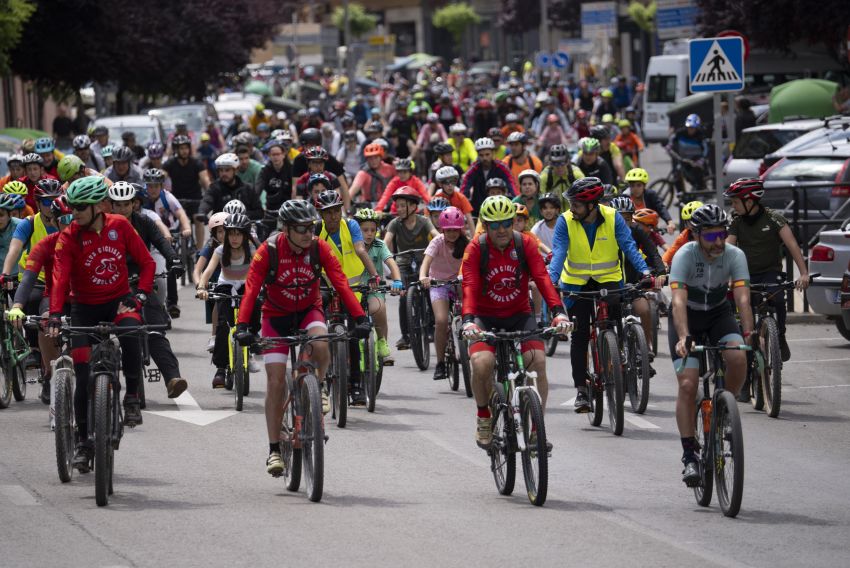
[39, 197, 55, 207]
[700, 230, 727, 243]
[289, 224, 314, 234]
[57, 214, 73, 225]
[71, 203, 90, 211]
[486, 219, 513, 230]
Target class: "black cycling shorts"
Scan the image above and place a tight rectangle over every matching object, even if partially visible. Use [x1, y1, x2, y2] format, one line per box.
[668, 302, 743, 371]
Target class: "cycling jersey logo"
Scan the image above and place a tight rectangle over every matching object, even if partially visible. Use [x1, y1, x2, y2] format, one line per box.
[83, 246, 123, 286]
[485, 263, 521, 303]
[108, 229, 118, 241]
[269, 178, 282, 189]
[274, 258, 314, 301]
[510, 249, 518, 260]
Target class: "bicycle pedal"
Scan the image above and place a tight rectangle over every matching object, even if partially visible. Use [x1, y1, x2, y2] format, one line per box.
[323, 434, 329, 443]
[146, 369, 162, 383]
[382, 359, 394, 366]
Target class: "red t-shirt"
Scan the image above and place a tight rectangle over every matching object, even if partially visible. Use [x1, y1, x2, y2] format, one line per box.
[25, 231, 62, 298]
[373, 175, 430, 213]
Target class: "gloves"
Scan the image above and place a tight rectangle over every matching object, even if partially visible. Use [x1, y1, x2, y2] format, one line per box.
[120, 292, 147, 311]
[0, 273, 14, 290]
[368, 275, 382, 290]
[551, 313, 572, 335]
[391, 279, 404, 292]
[6, 306, 25, 321]
[235, 323, 255, 346]
[47, 313, 63, 336]
[544, 251, 553, 265]
[639, 274, 655, 289]
[352, 316, 372, 339]
[462, 321, 484, 341]
[169, 259, 185, 279]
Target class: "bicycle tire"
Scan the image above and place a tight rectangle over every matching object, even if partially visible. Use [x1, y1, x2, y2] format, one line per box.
[760, 317, 782, 418]
[544, 335, 558, 357]
[11, 331, 27, 401]
[489, 389, 515, 496]
[455, 319, 472, 398]
[138, 370, 146, 410]
[94, 374, 113, 507]
[588, 339, 604, 427]
[713, 391, 744, 517]
[301, 374, 325, 502]
[625, 324, 651, 414]
[0, 354, 12, 409]
[185, 242, 196, 287]
[406, 285, 425, 369]
[520, 389, 548, 506]
[601, 331, 625, 436]
[364, 331, 378, 413]
[54, 369, 75, 483]
[331, 324, 348, 428]
[446, 331, 459, 392]
[748, 353, 765, 411]
[649, 178, 674, 209]
[694, 399, 714, 507]
[649, 297, 660, 356]
[282, 397, 301, 492]
[241, 346, 250, 397]
[233, 337, 244, 412]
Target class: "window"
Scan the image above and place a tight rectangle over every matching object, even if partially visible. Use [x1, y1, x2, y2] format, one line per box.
[766, 157, 845, 182]
[733, 130, 806, 159]
[647, 75, 677, 103]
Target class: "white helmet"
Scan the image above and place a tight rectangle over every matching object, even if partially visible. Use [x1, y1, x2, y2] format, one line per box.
[449, 123, 467, 134]
[435, 165, 460, 183]
[215, 153, 239, 169]
[208, 211, 229, 230]
[108, 181, 136, 202]
[223, 199, 246, 215]
[518, 169, 540, 184]
[474, 137, 495, 151]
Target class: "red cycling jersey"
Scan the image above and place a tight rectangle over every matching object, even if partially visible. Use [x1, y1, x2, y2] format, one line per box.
[50, 213, 155, 313]
[461, 231, 562, 319]
[238, 233, 365, 324]
[25, 232, 62, 298]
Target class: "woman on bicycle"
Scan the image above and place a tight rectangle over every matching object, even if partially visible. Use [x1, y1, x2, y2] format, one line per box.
[195, 212, 229, 352]
[622, 168, 676, 234]
[419, 207, 469, 382]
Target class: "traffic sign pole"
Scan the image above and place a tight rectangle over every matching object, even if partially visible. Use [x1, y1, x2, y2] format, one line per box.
[713, 93, 724, 204]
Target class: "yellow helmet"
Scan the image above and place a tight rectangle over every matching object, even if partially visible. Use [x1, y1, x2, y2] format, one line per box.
[479, 195, 516, 222]
[624, 168, 649, 184]
[681, 200, 705, 221]
[3, 180, 28, 195]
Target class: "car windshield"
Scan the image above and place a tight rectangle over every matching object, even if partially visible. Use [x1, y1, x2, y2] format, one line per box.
[102, 125, 157, 147]
[733, 130, 806, 159]
[150, 107, 205, 135]
[766, 157, 846, 182]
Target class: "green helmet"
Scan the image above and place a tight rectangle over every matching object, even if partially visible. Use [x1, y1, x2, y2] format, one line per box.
[579, 137, 601, 153]
[479, 195, 516, 222]
[58, 154, 85, 182]
[3, 180, 28, 196]
[66, 176, 108, 205]
[101, 144, 114, 158]
[353, 208, 380, 223]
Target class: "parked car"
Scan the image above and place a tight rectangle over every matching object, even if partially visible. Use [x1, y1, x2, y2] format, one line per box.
[839, 260, 850, 340]
[761, 115, 850, 173]
[213, 98, 257, 133]
[148, 102, 218, 139]
[807, 217, 850, 318]
[92, 115, 165, 149]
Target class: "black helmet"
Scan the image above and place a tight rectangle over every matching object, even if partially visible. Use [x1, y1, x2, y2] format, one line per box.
[278, 200, 319, 225]
[538, 192, 561, 208]
[223, 213, 251, 232]
[112, 146, 135, 163]
[171, 134, 191, 149]
[433, 142, 453, 155]
[314, 189, 343, 210]
[567, 177, 605, 203]
[300, 128, 321, 146]
[590, 125, 609, 140]
[689, 204, 729, 232]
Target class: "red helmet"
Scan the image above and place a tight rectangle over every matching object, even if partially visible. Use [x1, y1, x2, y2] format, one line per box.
[364, 143, 384, 158]
[304, 146, 329, 161]
[724, 177, 764, 200]
[51, 195, 73, 217]
[391, 185, 422, 203]
[567, 177, 604, 203]
[475, 98, 493, 110]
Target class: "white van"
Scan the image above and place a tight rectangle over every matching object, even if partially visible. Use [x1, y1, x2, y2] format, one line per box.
[642, 54, 689, 144]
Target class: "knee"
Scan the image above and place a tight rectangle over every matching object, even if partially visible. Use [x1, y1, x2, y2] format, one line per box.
[677, 373, 698, 398]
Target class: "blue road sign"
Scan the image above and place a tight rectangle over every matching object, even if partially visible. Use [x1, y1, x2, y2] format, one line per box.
[536, 52, 552, 68]
[552, 51, 570, 69]
[689, 37, 745, 93]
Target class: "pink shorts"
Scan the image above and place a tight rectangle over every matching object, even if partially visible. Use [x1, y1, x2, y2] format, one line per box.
[260, 308, 327, 364]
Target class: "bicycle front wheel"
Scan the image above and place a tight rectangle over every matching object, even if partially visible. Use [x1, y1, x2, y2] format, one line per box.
[520, 389, 548, 506]
[11, 331, 27, 401]
[601, 331, 624, 436]
[713, 391, 744, 517]
[0, 353, 13, 409]
[455, 319, 472, 398]
[649, 178, 675, 209]
[232, 338, 244, 412]
[330, 324, 348, 428]
[54, 369, 75, 483]
[587, 339, 604, 427]
[489, 389, 516, 496]
[760, 317, 782, 418]
[300, 374, 325, 502]
[446, 330, 459, 392]
[363, 332, 378, 413]
[94, 374, 113, 507]
[625, 324, 650, 414]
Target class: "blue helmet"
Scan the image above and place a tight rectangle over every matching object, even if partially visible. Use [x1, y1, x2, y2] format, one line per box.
[684, 114, 701, 128]
[35, 137, 55, 153]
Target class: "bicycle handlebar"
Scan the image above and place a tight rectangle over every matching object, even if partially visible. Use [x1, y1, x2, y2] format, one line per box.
[429, 278, 460, 287]
[749, 272, 820, 292]
[254, 328, 349, 348]
[563, 284, 639, 299]
[478, 327, 558, 342]
[392, 248, 426, 257]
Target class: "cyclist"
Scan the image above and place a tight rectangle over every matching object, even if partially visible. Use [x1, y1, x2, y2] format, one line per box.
[71, 134, 102, 172]
[57, 155, 109, 189]
[666, 114, 709, 192]
[199, 153, 263, 221]
[164, 135, 211, 248]
[589, 126, 625, 182]
[294, 146, 341, 199]
[194, 212, 229, 352]
[3, 180, 34, 218]
[19, 153, 58, 210]
[419, 206, 469, 381]
[255, 136, 293, 233]
[427, 142, 463, 191]
[426, 196, 450, 229]
[663, 201, 704, 267]
[48, 176, 154, 468]
[531, 192, 561, 250]
[460, 137, 517, 216]
[447, 123, 478, 172]
[139, 141, 166, 172]
[349, 143, 396, 206]
[233, 200, 370, 475]
[291, 128, 351, 208]
[1, 154, 26, 190]
[100, 145, 114, 171]
[374, 158, 430, 214]
[461, 195, 571, 449]
[104, 146, 143, 184]
[573, 138, 614, 186]
[539, 144, 585, 208]
[668, 203, 751, 486]
[622, 167, 676, 234]
[433, 166, 475, 234]
[503, 132, 543, 185]
[633, 209, 668, 253]
[0, 194, 23, 271]
[614, 119, 644, 168]
[725, 177, 809, 363]
[548, 177, 651, 412]
[34, 137, 60, 179]
[513, 169, 543, 226]
[107, 182, 188, 399]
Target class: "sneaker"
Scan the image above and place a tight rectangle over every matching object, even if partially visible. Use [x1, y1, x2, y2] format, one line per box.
[475, 416, 493, 449]
[528, 431, 554, 454]
[167, 377, 188, 399]
[40, 378, 51, 405]
[432, 361, 446, 381]
[72, 441, 93, 473]
[321, 385, 330, 415]
[266, 451, 284, 477]
[206, 336, 216, 353]
[395, 337, 410, 350]
[382, 355, 395, 367]
[681, 455, 700, 487]
[574, 390, 591, 413]
[248, 356, 261, 373]
[376, 337, 390, 359]
[780, 336, 790, 362]
[212, 369, 227, 389]
[167, 304, 181, 319]
[123, 395, 143, 427]
[351, 385, 366, 407]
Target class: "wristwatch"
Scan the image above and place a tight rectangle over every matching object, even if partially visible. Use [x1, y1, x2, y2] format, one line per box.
[135, 292, 148, 305]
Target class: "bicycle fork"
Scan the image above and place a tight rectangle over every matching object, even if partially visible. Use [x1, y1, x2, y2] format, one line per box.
[509, 373, 539, 453]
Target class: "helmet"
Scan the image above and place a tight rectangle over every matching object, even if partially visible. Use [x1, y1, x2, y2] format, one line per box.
[133, 183, 147, 201]
[256, 123, 270, 133]
[6, 153, 23, 166]
[112, 146, 134, 163]
[51, 195, 73, 218]
[506, 131, 526, 144]
[394, 158, 413, 171]
[35, 137, 55, 153]
[427, 197, 450, 212]
[610, 196, 635, 214]
[633, 208, 659, 227]
[147, 142, 165, 159]
[143, 168, 166, 183]
[34, 178, 63, 199]
[3, 180, 28, 195]
[108, 180, 136, 202]
[617, 119, 631, 128]
[364, 123, 382, 134]
[448, 123, 467, 134]
[538, 192, 561, 208]
[207, 211, 229, 231]
[579, 137, 601, 153]
[363, 143, 384, 158]
[57, 155, 85, 182]
[624, 168, 649, 184]
[439, 206, 466, 230]
[174, 120, 188, 129]
[223, 199, 246, 215]
[300, 128, 321, 145]
[514, 203, 529, 217]
[304, 146, 329, 161]
[601, 113, 615, 124]
[549, 144, 568, 163]
[487, 127, 502, 139]
[315, 189, 343, 210]
[233, 132, 254, 147]
[435, 166, 459, 184]
[518, 169, 540, 185]
[223, 213, 251, 232]
[0, 193, 22, 210]
[685, 114, 701, 128]
[72, 134, 91, 149]
[680, 200, 705, 221]
[479, 195, 516, 222]
[689, 204, 728, 232]
[590, 125, 609, 140]
[353, 208, 381, 223]
[485, 177, 507, 191]
[474, 137, 495, 151]
[92, 125, 108, 136]
[547, 113, 559, 123]
[567, 177, 604, 203]
[171, 135, 191, 149]
[724, 177, 764, 201]
[101, 145, 114, 158]
[426, 113, 439, 122]
[307, 173, 332, 192]
[391, 186, 422, 204]
[214, 153, 239, 169]
[66, 176, 108, 205]
[278, 200, 319, 226]
[505, 113, 519, 122]
[22, 153, 44, 166]
[433, 142, 453, 155]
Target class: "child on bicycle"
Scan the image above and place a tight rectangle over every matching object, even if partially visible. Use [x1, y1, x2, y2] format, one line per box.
[512, 169, 542, 226]
[353, 208, 404, 365]
[633, 209, 668, 254]
[623, 168, 676, 234]
[195, 212, 228, 352]
[426, 196, 451, 231]
[663, 200, 703, 268]
[514, 203, 550, 320]
[419, 207, 468, 382]
[531, 192, 561, 251]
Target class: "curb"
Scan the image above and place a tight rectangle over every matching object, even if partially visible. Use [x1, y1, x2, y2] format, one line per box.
[787, 312, 833, 324]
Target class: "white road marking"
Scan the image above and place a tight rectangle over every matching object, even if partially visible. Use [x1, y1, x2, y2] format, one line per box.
[799, 384, 850, 389]
[561, 396, 577, 407]
[624, 414, 662, 430]
[144, 391, 238, 426]
[785, 358, 850, 364]
[786, 337, 846, 342]
[0, 484, 40, 506]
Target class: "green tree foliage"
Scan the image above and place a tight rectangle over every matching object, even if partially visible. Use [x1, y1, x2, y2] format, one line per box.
[433, 3, 481, 44]
[331, 3, 377, 39]
[0, 0, 36, 74]
[627, 1, 656, 32]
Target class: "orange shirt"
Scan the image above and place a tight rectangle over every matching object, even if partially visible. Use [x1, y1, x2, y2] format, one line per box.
[433, 188, 473, 215]
[663, 229, 692, 266]
[502, 153, 543, 185]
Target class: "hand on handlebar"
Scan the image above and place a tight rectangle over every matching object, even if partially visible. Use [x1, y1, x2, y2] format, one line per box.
[6, 306, 25, 328]
[181, 228, 192, 238]
[195, 287, 209, 300]
[795, 272, 811, 292]
[47, 313, 63, 339]
[390, 279, 404, 296]
[235, 323, 255, 346]
[551, 313, 573, 337]
[462, 321, 484, 341]
[420, 276, 431, 289]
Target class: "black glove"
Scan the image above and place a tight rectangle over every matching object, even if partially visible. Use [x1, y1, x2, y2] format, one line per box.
[235, 323, 255, 346]
[169, 259, 185, 279]
[48, 313, 63, 335]
[120, 292, 147, 311]
[639, 274, 655, 289]
[352, 316, 372, 339]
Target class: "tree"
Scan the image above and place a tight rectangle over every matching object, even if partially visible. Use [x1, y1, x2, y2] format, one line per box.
[0, 0, 35, 75]
[627, 1, 656, 32]
[331, 3, 377, 39]
[433, 3, 481, 45]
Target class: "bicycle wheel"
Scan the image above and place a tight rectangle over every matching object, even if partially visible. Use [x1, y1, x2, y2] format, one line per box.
[649, 178, 675, 209]
[625, 324, 651, 414]
[331, 325, 348, 428]
[760, 317, 782, 418]
[446, 331, 459, 392]
[694, 399, 714, 507]
[519, 389, 548, 506]
[11, 331, 27, 401]
[241, 346, 250, 397]
[587, 340, 604, 427]
[544, 334, 559, 357]
[300, 374, 325, 502]
[713, 391, 744, 517]
[406, 285, 425, 368]
[489, 388, 516, 496]
[648, 297, 660, 356]
[0, 354, 13, 409]
[601, 331, 625, 436]
[94, 374, 113, 507]
[364, 331, 378, 413]
[282, 396, 301, 492]
[455, 319, 472, 398]
[748, 353, 765, 411]
[232, 337, 244, 412]
[54, 369, 75, 483]
[138, 370, 146, 410]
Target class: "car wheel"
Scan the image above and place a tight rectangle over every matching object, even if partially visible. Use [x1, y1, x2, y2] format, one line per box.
[836, 316, 850, 342]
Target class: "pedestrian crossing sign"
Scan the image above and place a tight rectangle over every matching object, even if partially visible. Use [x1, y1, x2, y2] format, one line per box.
[689, 37, 745, 93]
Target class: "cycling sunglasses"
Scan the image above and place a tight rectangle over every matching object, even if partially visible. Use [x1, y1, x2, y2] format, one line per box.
[700, 229, 727, 243]
[71, 203, 90, 211]
[39, 197, 55, 207]
[57, 214, 73, 225]
[288, 224, 314, 234]
[486, 219, 513, 230]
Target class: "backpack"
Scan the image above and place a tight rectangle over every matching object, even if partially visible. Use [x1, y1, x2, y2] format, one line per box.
[477, 231, 527, 295]
[544, 164, 575, 193]
[263, 232, 323, 287]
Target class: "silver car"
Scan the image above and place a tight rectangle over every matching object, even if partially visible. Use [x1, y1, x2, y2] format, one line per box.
[807, 218, 850, 317]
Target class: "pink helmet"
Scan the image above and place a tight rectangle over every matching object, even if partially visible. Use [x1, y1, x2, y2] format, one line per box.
[439, 206, 465, 230]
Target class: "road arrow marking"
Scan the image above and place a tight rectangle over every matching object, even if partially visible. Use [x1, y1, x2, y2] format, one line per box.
[144, 391, 237, 426]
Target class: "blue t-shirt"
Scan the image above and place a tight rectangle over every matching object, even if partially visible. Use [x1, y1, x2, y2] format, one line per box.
[12, 216, 59, 246]
[198, 241, 221, 281]
[327, 218, 363, 250]
[0, 217, 23, 274]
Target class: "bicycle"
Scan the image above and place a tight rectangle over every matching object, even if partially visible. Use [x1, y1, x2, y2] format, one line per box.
[254, 329, 345, 503]
[483, 327, 558, 507]
[171, 231, 197, 287]
[621, 286, 652, 414]
[405, 280, 435, 371]
[205, 288, 250, 411]
[679, 336, 750, 518]
[321, 285, 353, 428]
[130, 271, 170, 411]
[0, 291, 32, 408]
[538, 301, 560, 357]
[429, 278, 471, 396]
[350, 282, 391, 413]
[650, 154, 715, 209]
